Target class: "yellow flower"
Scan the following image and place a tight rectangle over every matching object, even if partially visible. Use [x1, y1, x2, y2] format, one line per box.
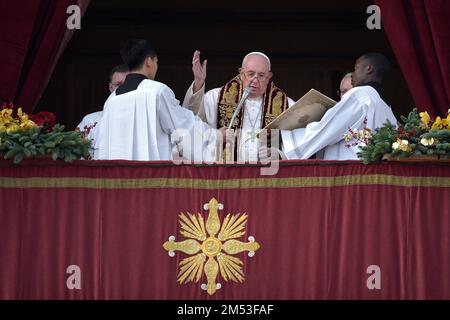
[5, 123, 20, 133]
[419, 111, 431, 126]
[431, 116, 446, 130]
[0, 106, 37, 132]
[446, 112, 450, 129]
[1, 108, 13, 118]
[20, 119, 37, 130]
[392, 138, 411, 152]
[420, 137, 435, 146]
[343, 133, 352, 143]
[17, 107, 31, 123]
[0, 107, 19, 132]
[400, 140, 410, 152]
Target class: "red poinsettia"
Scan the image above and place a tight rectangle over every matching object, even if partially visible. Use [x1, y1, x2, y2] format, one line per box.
[30, 112, 56, 129]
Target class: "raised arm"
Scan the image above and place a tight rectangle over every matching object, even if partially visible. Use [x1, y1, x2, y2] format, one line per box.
[182, 50, 208, 119]
[192, 50, 207, 94]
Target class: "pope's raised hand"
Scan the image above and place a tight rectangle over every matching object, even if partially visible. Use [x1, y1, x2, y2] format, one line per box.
[192, 50, 207, 93]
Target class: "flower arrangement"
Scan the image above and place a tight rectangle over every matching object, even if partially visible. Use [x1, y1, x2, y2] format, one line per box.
[75, 121, 98, 159]
[0, 103, 91, 164]
[343, 118, 372, 148]
[355, 108, 450, 164]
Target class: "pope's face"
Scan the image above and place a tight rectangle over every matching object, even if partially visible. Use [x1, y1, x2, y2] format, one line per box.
[109, 71, 129, 93]
[239, 55, 272, 99]
[339, 76, 353, 99]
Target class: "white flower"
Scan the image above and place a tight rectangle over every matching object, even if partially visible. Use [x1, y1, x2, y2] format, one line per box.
[392, 141, 400, 150]
[420, 137, 435, 146]
[392, 139, 411, 152]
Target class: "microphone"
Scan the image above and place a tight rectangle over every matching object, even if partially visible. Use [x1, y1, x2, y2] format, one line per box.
[228, 86, 251, 130]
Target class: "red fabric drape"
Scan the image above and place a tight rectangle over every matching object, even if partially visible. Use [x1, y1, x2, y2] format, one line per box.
[1, 160, 450, 299]
[375, 0, 450, 116]
[0, 0, 90, 113]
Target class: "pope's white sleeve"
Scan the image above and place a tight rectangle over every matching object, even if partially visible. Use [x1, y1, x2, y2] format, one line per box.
[182, 81, 207, 122]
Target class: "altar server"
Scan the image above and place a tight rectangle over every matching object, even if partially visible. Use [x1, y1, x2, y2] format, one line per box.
[282, 53, 398, 160]
[97, 39, 216, 161]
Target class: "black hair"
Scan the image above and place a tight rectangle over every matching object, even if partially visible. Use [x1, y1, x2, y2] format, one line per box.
[120, 39, 157, 71]
[359, 53, 391, 80]
[109, 64, 129, 82]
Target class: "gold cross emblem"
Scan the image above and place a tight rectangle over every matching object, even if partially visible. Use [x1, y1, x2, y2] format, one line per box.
[163, 198, 260, 295]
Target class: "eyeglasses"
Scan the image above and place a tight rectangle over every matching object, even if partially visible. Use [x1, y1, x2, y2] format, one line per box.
[241, 70, 269, 82]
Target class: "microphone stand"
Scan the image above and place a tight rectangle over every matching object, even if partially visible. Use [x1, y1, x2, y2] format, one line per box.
[228, 86, 251, 130]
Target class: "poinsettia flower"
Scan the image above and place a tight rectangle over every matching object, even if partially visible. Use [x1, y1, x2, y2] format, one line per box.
[29, 112, 56, 129]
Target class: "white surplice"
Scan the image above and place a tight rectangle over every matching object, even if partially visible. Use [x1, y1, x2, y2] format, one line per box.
[97, 79, 216, 161]
[281, 85, 398, 160]
[183, 82, 295, 162]
[76, 111, 102, 159]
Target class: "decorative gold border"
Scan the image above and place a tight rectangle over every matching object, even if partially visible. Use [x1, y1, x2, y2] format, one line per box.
[1, 175, 450, 189]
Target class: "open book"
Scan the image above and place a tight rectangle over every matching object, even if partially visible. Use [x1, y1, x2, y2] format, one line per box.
[263, 89, 337, 130]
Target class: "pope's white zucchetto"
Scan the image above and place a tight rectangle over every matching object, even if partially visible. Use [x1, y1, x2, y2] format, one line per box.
[242, 52, 271, 71]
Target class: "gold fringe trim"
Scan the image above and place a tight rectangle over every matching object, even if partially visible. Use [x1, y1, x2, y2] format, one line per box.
[1, 175, 450, 189]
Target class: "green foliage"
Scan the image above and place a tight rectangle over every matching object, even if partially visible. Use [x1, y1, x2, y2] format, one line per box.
[357, 121, 397, 164]
[421, 129, 450, 140]
[358, 108, 450, 164]
[0, 124, 91, 164]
